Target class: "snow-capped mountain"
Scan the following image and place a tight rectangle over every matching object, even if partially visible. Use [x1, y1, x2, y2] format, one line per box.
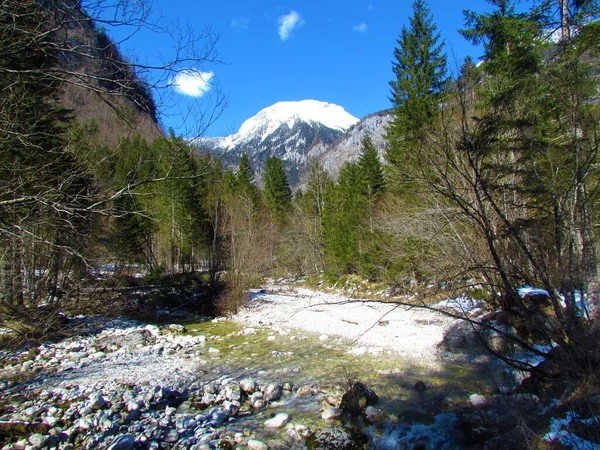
[199, 100, 359, 185]
[197, 100, 393, 189]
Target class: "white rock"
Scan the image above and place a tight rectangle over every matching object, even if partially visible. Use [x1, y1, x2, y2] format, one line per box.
[208, 347, 220, 354]
[89, 392, 107, 410]
[240, 378, 257, 393]
[264, 383, 283, 402]
[364, 406, 386, 423]
[247, 439, 269, 450]
[264, 412, 290, 429]
[469, 393, 488, 407]
[321, 407, 341, 420]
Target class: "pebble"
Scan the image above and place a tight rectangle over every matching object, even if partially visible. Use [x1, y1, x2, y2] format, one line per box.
[108, 434, 136, 450]
[264, 383, 283, 402]
[321, 407, 342, 420]
[264, 412, 290, 429]
[469, 394, 488, 407]
[240, 378, 257, 393]
[247, 439, 269, 450]
[0, 316, 323, 450]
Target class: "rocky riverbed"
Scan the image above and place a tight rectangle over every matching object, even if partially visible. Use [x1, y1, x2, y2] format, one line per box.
[0, 285, 564, 449]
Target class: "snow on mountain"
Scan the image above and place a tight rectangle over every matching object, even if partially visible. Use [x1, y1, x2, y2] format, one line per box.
[195, 100, 394, 189]
[213, 100, 358, 150]
[198, 100, 359, 186]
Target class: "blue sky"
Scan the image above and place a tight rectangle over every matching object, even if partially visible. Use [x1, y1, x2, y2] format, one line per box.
[103, 0, 491, 138]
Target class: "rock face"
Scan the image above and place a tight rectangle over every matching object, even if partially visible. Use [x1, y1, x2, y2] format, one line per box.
[306, 109, 392, 183]
[339, 382, 379, 417]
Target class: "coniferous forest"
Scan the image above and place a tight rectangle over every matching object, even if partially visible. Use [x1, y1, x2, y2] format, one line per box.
[1, 0, 600, 447]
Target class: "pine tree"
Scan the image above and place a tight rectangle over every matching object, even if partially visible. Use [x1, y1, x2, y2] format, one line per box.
[386, 0, 448, 170]
[357, 135, 385, 199]
[235, 153, 260, 203]
[322, 162, 367, 276]
[263, 156, 292, 217]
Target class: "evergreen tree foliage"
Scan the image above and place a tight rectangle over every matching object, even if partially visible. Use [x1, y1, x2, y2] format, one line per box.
[263, 156, 292, 217]
[235, 153, 260, 204]
[357, 135, 385, 198]
[386, 0, 448, 170]
[322, 162, 366, 276]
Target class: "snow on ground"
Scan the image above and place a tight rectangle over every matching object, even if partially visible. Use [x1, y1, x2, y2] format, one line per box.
[232, 286, 461, 366]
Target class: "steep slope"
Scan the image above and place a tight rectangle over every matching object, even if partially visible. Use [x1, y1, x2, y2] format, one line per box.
[200, 100, 359, 185]
[305, 109, 392, 182]
[42, 0, 163, 145]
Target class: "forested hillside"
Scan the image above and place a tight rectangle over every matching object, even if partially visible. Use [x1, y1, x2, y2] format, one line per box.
[0, 0, 222, 316]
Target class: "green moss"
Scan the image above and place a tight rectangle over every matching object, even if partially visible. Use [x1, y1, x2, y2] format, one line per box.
[182, 319, 492, 421]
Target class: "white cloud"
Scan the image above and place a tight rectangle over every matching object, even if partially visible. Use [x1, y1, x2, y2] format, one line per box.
[172, 70, 214, 97]
[277, 11, 304, 41]
[368, 4, 375, 11]
[231, 17, 250, 29]
[353, 22, 368, 32]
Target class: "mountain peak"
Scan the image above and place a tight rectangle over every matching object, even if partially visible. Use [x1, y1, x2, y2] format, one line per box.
[217, 100, 358, 149]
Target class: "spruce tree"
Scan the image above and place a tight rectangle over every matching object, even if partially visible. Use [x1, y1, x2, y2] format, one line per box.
[263, 156, 292, 217]
[235, 153, 260, 203]
[386, 0, 448, 170]
[357, 135, 385, 199]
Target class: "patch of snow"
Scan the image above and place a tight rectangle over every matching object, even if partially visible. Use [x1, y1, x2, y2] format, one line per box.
[434, 295, 484, 314]
[558, 291, 590, 317]
[544, 412, 600, 449]
[517, 285, 550, 298]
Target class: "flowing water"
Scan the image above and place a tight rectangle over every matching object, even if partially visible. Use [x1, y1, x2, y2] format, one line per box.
[179, 317, 496, 447]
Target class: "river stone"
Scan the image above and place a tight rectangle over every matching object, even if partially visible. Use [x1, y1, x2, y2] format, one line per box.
[126, 400, 143, 412]
[200, 392, 216, 406]
[321, 407, 342, 421]
[264, 412, 290, 429]
[28, 433, 49, 448]
[249, 391, 264, 409]
[364, 406, 386, 424]
[469, 394, 487, 407]
[296, 385, 317, 397]
[164, 428, 179, 443]
[97, 329, 153, 352]
[204, 383, 219, 394]
[311, 426, 367, 450]
[222, 400, 241, 416]
[223, 383, 242, 402]
[264, 383, 283, 402]
[89, 392, 107, 410]
[240, 378, 257, 393]
[108, 434, 136, 450]
[247, 439, 269, 450]
[210, 409, 228, 427]
[23, 405, 46, 420]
